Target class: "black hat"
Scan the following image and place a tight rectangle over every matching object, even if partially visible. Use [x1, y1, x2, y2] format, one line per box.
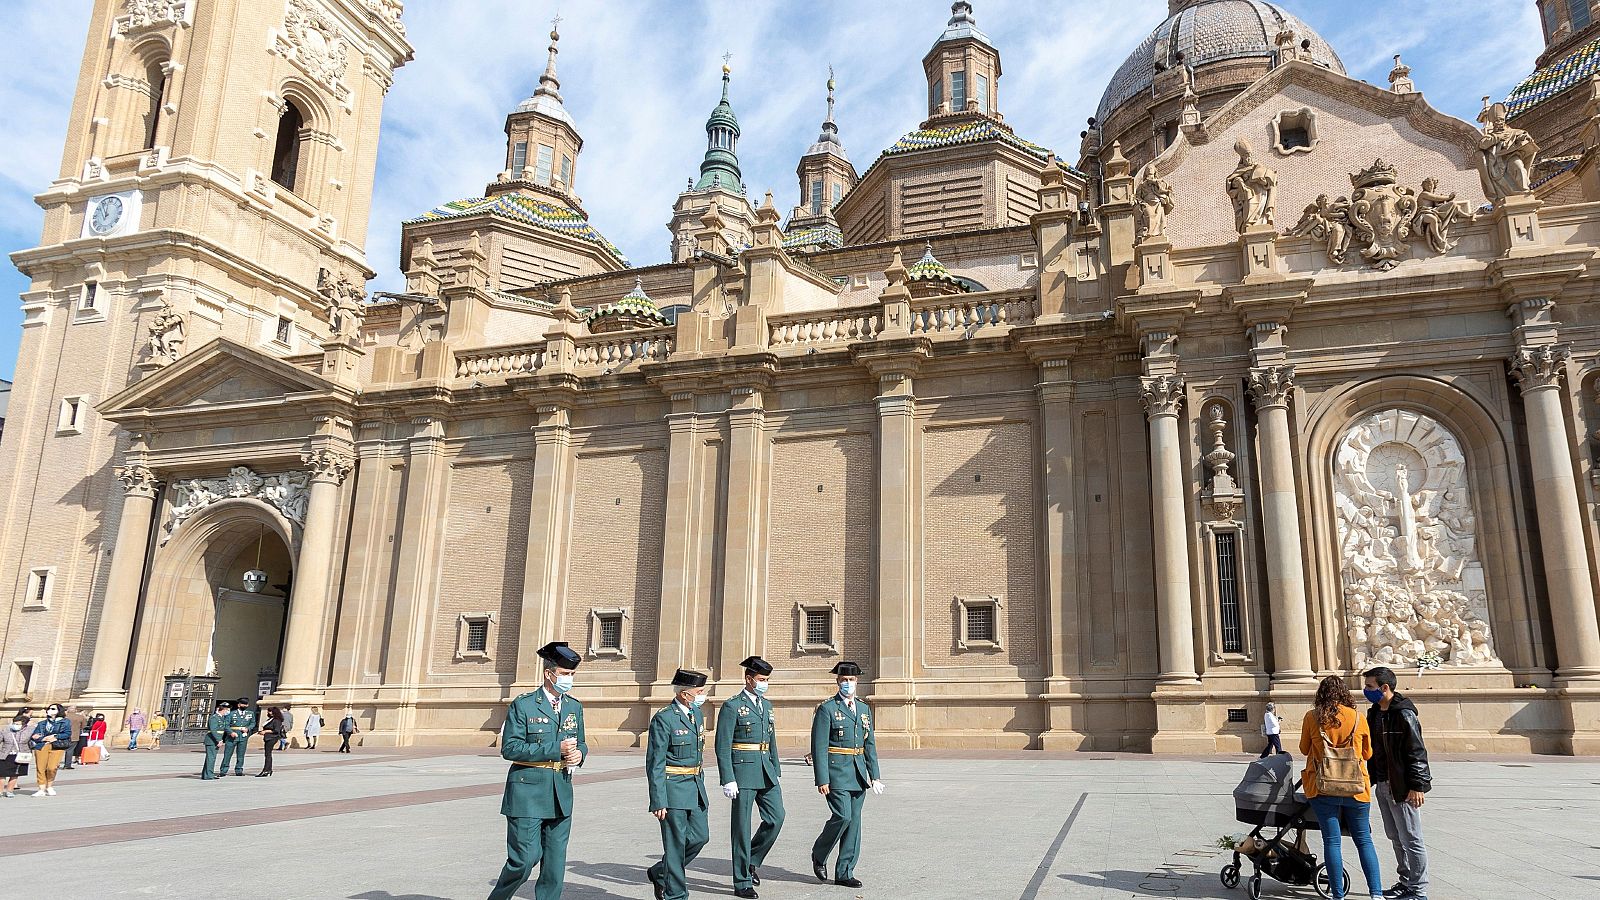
[671, 668, 708, 688]
[217, 700, 232, 709]
[740, 656, 773, 676]
[538, 641, 582, 669]
[830, 661, 862, 677]
[236, 697, 251, 704]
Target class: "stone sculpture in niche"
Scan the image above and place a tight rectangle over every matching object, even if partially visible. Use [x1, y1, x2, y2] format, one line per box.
[317, 267, 367, 341]
[1476, 100, 1538, 201]
[1333, 409, 1500, 669]
[164, 466, 309, 543]
[1134, 167, 1174, 243]
[1225, 138, 1277, 232]
[144, 298, 186, 366]
[1288, 161, 1474, 270]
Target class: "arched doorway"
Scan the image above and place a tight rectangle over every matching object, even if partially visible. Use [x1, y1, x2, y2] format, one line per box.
[125, 500, 298, 716]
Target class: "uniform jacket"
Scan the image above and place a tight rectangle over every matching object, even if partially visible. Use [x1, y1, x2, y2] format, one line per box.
[30, 717, 72, 750]
[205, 713, 229, 746]
[646, 702, 708, 811]
[499, 689, 587, 819]
[227, 708, 257, 740]
[1367, 694, 1432, 801]
[714, 691, 780, 790]
[810, 695, 879, 790]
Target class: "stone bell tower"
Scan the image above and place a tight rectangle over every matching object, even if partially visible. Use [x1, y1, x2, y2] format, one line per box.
[0, 0, 411, 710]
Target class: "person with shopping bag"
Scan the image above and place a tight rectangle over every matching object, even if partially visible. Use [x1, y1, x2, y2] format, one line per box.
[1299, 675, 1386, 900]
[1, 713, 33, 797]
[86, 713, 109, 762]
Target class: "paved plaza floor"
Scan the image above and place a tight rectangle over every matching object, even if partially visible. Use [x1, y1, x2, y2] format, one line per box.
[0, 744, 1588, 899]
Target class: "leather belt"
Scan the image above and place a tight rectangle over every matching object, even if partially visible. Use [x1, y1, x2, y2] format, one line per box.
[827, 747, 863, 755]
[513, 760, 567, 771]
[731, 742, 769, 752]
[665, 764, 702, 776]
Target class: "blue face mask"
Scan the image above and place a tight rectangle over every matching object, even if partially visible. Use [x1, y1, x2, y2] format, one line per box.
[1363, 688, 1386, 704]
[839, 680, 856, 697]
[691, 693, 707, 708]
[552, 674, 574, 694]
[752, 681, 769, 695]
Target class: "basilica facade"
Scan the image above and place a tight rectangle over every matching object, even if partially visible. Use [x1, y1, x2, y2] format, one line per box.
[4, 0, 1600, 753]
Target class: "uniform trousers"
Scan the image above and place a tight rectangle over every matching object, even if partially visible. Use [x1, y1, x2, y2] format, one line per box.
[487, 814, 571, 900]
[201, 741, 222, 779]
[648, 806, 708, 900]
[220, 739, 247, 774]
[730, 784, 784, 889]
[812, 787, 866, 880]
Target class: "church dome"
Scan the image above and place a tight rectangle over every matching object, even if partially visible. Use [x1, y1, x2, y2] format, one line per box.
[1095, 0, 1344, 123]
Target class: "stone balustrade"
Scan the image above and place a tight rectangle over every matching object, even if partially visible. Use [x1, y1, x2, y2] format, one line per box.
[768, 308, 882, 349]
[910, 293, 1036, 336]
[573, 327, 675, 371]
[454, 343, 548, 379]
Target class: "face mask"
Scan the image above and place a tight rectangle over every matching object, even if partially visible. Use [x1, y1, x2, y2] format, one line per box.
[752, 681, 769, 696]
[1363, 688, 1386, 704]
[8, 723, 19, 731]
[47, 710, 60, 719]
[691, 693, 707, 708]
[839, 681, 856, 697]
[552, 674, 574, 694]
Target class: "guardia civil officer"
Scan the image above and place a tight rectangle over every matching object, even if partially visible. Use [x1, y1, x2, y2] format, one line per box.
[202, 700, 231, 780]
[646, 669, 710, 900]
[810, 661, 883, 888]
[222, 697, 256, 776]
[487, 641, 587, 900]
[715, 656, 784, 899]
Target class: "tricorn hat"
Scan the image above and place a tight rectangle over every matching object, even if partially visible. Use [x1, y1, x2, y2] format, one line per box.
[740, 656, 773, 676]
[538, 641, 582, 669]
[235, 697, 251, 704]
[830, 661, 862, 677]
[671, 668, 708, 688]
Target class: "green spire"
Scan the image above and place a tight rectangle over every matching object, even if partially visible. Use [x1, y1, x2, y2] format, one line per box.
[694, 60, 743, 192]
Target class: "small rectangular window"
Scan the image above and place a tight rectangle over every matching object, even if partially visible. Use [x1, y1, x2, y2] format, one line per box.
[455, 613, 495, 661]
[79, 282, 99, 312]
[24, 568, 54, 610]
[1571, 0, 1592, 30]
[1216, 531, 1243, 654]
[11, 661, 33, 698]
[811, 179, 824, 214]
[535, 145, 554, 185]
[1227, 708, 1249, 723]
[465, 620, 489, 653]
[950, 71, 966, 111]
[976, 73, 989, 113]
[511, 141, 528, 175]
[805, 608, 831, 646]
[795, 601, 838, 653]
[57, 397, 85, 434]
[275, 316, 292, 345]
[966, 603, 995, 643]
[931, 77, 943, 111]
[831, 183, 842, 206]
[588, 608, 627, 657]
[598, 615, 622, 651]
[956, 595, 1003, 650]
[1279, 127, 1310, 150]
[559, 154, 572, 187]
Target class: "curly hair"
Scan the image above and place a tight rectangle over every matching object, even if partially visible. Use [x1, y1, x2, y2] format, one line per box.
[1313, 674, 1354, 730]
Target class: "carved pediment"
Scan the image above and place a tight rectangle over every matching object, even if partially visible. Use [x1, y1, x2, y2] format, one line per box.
[100, 338, 347, 418]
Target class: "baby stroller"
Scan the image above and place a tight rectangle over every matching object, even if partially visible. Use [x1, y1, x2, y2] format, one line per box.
[1220, 755, 1348, 899]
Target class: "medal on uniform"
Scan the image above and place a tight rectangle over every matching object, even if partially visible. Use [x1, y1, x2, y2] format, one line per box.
[562, 713, 577, 731]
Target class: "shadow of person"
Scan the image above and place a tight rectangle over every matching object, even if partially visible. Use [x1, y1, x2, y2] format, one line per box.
[348, 893, 452, 900]
[565, 857, 740, 896]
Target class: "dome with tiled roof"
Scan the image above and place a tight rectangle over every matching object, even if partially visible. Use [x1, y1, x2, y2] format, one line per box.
[1096, 0, 1343, 123]
[905, 242, 970, 297]
[408, 194, 628, 266]
[588, 276, 670, 333]
[877, 118, 1084, 177]
[1504, 34, 1600, 119]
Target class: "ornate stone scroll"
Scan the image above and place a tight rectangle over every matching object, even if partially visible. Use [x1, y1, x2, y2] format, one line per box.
[1139, 375, 1185, 418]
[163, 466, 310, 542]
[1333, 409, 1499, 669]
[273, 0, 352, 104]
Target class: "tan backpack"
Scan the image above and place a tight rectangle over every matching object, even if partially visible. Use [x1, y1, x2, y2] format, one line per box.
[1314, 714, 1365, 798]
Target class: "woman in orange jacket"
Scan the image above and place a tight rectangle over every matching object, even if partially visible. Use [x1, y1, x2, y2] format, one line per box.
[1299, 675, 1385, 900]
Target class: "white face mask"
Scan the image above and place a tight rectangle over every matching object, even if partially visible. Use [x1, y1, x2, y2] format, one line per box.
[8, 723, 19, 731]
[691, 693, 707, 708]
[552, 674, 574, 694]
[47, 710, 60, 719]
[752, 681, 769, 695]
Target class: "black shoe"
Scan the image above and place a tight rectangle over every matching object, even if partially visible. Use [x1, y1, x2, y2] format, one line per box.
[734, 889, 758, 899]
[255, 772, 270, 777]
[751, 869, 761, 886]
[217, 772, 228, 777]
[648, 871, 664, 900]
[813, 860, 827, 882]
[836, 877, 863, 888]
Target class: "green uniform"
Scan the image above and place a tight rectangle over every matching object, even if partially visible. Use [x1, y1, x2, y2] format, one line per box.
[201, 712, 229, 780]
[646, 702, 709, 900]
[222, 707, 256, 774]
[487, 689, 587, 900]
[810, 694, 879, 881]
[714, 690, 784, 892]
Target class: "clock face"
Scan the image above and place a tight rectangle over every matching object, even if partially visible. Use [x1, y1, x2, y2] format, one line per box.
[90, 195, 124, 235]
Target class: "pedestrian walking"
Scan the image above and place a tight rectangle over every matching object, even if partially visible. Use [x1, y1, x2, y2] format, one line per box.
[125, 708, 147, 750]
[223, 697, 256, 775]
[149, 712, 168, 749]
[202, 700, 231, 780]
[809, 661, 882, 889]
[1, 714, 33, 797]
[258, 707, 285, 777]
[1364, 667, 1432, 900]
[28, 704, 73, 796]
[1300, 675, 1385, 900]
[338, 711, 359, 752]
[715, 655, 783, 899]
[303, 709, 323, 750]
[1259, 702, 1288, 758]
[279, 707, 294, 751]
[486, 641, 587, 900]
[60, 705, 86, 770]
[645, 669, 710, 900]
[87, 713, 109, 761]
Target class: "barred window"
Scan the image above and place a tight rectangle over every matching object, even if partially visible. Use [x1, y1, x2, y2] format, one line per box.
[805, 608, 831, 646]
[956, 596, 1003, 650]
[465, 619, 489, 653]
[1216, 531, 1243, 654]
[598, 614, 623, 651]
[966, 603, 996, 643]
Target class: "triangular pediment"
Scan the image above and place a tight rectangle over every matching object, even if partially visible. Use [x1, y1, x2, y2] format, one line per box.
[100, 338, 347, 417]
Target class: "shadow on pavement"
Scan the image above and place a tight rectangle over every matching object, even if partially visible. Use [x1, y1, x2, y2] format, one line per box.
[1059, 869, 1232, 899]
[348, 893, 452, 900]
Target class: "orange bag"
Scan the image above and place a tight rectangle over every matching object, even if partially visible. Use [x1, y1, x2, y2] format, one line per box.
[80, 745, 103, 765]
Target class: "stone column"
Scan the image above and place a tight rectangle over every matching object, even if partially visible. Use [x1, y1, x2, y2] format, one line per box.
[277, 448, 354, 695]
[381, 415, 449, 736]
[1511, 345, 1600, 678]
[81, 465, 163, 703]
[1247, 366, 1316, 681]
[1140, 375, 1199, 683]
[875, 370, 918, 689]
[717, 383, 768, 681]
[1036, 356, 1085, 750]
[655, 391, 701, 688]
[515, 402, 576, 686]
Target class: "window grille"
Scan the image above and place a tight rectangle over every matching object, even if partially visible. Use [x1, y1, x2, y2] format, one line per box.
[1217, 532, 1243, 653]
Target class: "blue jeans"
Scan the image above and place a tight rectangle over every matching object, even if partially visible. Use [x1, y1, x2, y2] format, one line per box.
[1309, 795, 1384, 898]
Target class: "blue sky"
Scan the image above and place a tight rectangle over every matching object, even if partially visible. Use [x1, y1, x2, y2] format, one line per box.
[0, 1, 1544, 381]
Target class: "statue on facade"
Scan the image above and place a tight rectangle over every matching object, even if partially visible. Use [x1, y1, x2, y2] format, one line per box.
[1476, 101, 1538, 201]
[145, 298, 186, 366]
[317, 267, 367, 341]
[1288, 193, 1354, 264]
[1225, 138, 1277, 232]
[1413, 177, 1471, 253]
[1134, 166, 1175, 243]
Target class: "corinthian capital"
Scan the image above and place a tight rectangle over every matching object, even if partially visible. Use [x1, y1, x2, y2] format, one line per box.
[114, 464, 162, 498]
[1510, 344, 1570, 392]
[301, 448, 355, 484]
[1140, 375, 1186, 419]
[1247, 365, 1296, 409]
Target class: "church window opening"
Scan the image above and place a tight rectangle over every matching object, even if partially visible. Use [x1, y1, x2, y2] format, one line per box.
[796, 602, 838, 653]
[1544, 0, 1563, 37]
[931, 77, 943, 112]
[805, 608, 831, 645]
[271, 100, 305, 192]
[79, 282, 99, 313]
[143, 61, 166, 150]
[811, 179, 824, 214]
[967, 604, 995, 642]
[950, 71, 966, 111]
[1162, 121, 1178, 149]
[57, 397, 85, 434]
[535, 144, 554, 185]
[956, 596, 1003, 649]
[8, 661, 33, 698]
[25, 567, 54, 610]
[598, 615, 622, 651]
[454, 613, 495, 661]
[511, 140, 528, 175]
[1215, 532, 1243, 653]
[1571, 0, 1592, 30]
[465, 619, 489, 653]
[831, 183, 842, 206]
[975, 73, 989, 113]
[1280, 126, 1310, 150]
[274, 315, 293, 345]
[587, 608, 627, 657]
[559, 154, 572, 187]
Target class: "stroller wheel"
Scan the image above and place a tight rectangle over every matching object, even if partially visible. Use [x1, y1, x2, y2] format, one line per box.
[1220, 863, 1240, 889]
[1312, 863, 1349, 899]
[1246, 873, 1262, 900]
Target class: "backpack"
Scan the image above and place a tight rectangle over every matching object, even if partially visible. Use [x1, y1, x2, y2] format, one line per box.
[1314, 713, 1365, 798]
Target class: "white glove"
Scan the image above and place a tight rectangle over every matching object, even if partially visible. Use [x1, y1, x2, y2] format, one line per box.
[871, 779, 885, 795]
[722, 782, 739, 799]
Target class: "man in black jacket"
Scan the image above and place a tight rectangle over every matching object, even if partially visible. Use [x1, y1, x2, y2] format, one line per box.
[1363, 666, 1431, 900]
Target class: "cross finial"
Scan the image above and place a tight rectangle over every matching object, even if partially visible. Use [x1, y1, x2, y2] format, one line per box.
[551, 12, 562, 31]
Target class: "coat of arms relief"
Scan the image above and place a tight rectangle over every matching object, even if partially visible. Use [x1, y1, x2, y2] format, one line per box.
[1289, 159, 1475, 271]
[1333, 410, 1499, 669]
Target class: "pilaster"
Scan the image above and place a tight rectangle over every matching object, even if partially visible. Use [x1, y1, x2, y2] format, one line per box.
[80, 461, 163, 706]
[655, 389, 704, 692]
[716, 378, 771, 685]
[514, 401, 576, 687]
[379, 412, 450, 743]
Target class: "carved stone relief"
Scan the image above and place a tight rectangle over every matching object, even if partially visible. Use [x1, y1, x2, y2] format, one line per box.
[273, 0, 352, 104]
[143, 297, 186, 367]
[1476, 100, 1538, 202]
[317, 267, 367, 341]
[115, 0, 191, 36]
[1134, 167, 1174, 244]
[164, 466, 309, 543]
[1288, 160, 1475, 270]
[365, 0, 406, 35]
[1333, 409, 1499, 669]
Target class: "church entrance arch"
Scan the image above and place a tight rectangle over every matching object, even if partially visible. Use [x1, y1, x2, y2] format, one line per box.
[125, 499, 298, 715]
